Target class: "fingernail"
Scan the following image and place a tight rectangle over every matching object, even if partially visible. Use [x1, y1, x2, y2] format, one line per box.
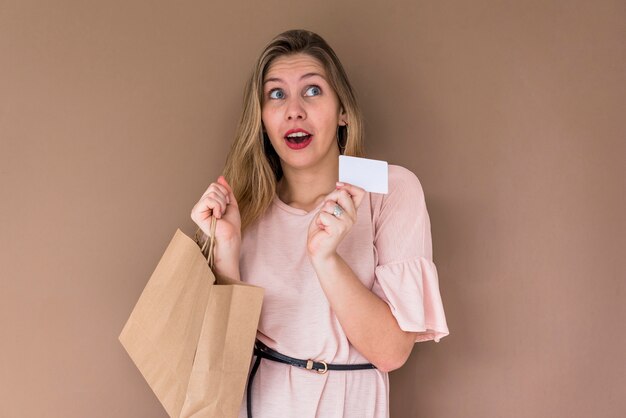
[336, 182, 344, 187]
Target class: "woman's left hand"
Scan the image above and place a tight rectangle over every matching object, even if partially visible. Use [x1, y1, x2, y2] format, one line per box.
[307, 182, 367, 263]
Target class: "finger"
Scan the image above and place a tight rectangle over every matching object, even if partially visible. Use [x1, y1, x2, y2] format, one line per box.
[198, 192, 226, 219]
[336, 182, 366, 208]
[320, 199, 350, 223]
[314, 211, 326, 229]
[309, 212, 322, 233]
[318, 211, 342, 234]
[192, 199, 218, 224]
[334, 190, 357, 220]
[217, 176, 237, 207]
[203, 182, 229, 203]
[204, 190, 228, 210]
[321, 190, 356, 221]
[320, 200, 337, 215]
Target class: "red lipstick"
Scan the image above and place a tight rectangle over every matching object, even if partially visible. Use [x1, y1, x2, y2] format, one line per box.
[284, 128, 313, 150]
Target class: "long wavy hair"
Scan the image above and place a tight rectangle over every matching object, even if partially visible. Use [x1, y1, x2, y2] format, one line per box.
[223, 29, 366, 233]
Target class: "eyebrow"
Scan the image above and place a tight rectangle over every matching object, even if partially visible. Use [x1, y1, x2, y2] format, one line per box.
[263, 72, 325, 85]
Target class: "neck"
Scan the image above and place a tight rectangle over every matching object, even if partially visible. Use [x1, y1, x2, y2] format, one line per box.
[277, 150, 339, 211]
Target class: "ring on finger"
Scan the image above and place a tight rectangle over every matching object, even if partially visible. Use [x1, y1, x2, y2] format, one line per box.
[332, 204, 344, 218]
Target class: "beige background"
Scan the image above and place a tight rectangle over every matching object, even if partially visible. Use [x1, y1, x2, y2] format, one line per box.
[1, 1, 624, 417]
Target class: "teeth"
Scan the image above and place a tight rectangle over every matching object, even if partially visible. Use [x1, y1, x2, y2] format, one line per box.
[286, 132, 310, 138]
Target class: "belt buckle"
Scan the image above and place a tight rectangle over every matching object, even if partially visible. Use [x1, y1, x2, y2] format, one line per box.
[306, 359, 328, 374]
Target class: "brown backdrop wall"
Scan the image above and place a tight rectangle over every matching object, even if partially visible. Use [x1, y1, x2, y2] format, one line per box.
[1, 1, 624, 417]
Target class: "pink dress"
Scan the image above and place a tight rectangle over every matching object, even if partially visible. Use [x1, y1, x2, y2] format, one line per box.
[238, 165, 449, 418]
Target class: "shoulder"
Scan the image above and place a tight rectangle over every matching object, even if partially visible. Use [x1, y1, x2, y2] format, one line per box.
[369, 164, 426, 222]
[374, 164, 425, 203]
[388, 164, 423, 194]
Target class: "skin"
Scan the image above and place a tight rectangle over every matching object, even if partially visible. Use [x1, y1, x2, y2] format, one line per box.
[191, 53, 418, 372]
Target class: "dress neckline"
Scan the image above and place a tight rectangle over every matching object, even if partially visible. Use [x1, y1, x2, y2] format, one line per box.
[272, 194, 325, 216]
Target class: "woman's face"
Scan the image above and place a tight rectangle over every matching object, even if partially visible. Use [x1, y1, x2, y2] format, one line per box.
[261, 53, 346, 172]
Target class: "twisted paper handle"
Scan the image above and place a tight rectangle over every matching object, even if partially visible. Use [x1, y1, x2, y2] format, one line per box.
[194, 216, 217, 269]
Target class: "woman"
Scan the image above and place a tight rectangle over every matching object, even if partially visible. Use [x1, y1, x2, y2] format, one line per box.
[191, 29, 449, 418]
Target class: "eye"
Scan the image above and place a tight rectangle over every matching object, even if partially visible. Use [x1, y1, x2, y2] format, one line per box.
[304, 85, 321, 97]
[268, 88, 285, 99]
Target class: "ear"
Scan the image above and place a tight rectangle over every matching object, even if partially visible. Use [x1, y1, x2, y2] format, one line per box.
[338, 107, 348, 126]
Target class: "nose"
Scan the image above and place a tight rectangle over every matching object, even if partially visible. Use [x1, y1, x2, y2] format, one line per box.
[285, 96, 306, 121]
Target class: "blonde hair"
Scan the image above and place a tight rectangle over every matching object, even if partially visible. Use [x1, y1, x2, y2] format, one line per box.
[223, 29, 366, 233]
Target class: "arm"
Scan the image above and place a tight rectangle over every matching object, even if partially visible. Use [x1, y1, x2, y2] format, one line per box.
[191, 175, 242, 282]
[311, 254, 417, 373]
[212, 239, 242, 282]
[306, 183, 417, 372]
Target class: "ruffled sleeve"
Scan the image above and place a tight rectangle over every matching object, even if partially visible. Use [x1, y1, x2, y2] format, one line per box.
[370, 165, 449, 343]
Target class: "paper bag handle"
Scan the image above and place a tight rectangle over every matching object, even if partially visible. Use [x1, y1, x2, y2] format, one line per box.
[194, 216, 217, 269]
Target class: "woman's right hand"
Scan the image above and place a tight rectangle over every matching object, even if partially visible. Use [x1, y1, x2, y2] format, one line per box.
[191, 175, 241, 245]
[190, 176, 242, 281]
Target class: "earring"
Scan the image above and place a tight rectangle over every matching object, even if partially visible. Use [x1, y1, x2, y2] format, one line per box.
[337, 124, 348, 154]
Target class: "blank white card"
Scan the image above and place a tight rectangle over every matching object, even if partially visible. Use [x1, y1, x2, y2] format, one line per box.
[338, 155, 388, 194]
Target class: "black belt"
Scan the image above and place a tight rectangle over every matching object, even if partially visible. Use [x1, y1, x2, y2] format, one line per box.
[246, 339, 376, 418]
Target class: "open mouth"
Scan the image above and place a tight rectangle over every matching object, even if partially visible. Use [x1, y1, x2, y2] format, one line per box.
[284, 131, 314, 149]
[285, 134, 312, 144]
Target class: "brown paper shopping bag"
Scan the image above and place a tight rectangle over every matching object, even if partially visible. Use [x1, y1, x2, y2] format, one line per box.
[119, 217, 264, 417]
